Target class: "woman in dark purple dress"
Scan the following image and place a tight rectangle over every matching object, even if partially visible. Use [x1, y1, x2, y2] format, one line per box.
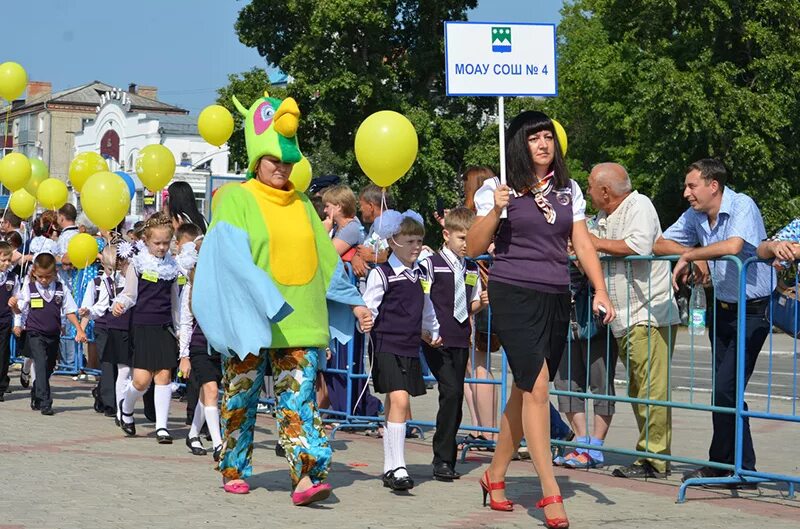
[467, 111, 615, 529]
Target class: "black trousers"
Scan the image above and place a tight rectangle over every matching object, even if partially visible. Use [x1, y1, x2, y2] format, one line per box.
[422, 344, 469, 466]
[0, 320, 11, 393]
[94, 328, 118, 409]
[708, 302, 770, 470]
[29, 332, 60, 409]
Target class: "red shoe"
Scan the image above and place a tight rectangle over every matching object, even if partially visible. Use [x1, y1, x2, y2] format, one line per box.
[222, 479, 250, 494]
[536, 495, 569, 529]
[292, 482, 332, 506]
[479, 470, 514, 511]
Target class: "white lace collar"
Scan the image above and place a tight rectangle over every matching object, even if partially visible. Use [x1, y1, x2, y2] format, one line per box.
[132, 247, 180, 281]
[174, 242, 198, 275]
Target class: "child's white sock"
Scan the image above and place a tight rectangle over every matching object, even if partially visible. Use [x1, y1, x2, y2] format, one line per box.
[154, 384, 172, 431]
[204, 405, 223, 448]
[121, 384, 146, 424]
[188, 400, 205, 440]
[386, 421, 408, 478]
[115, 364, 131, 419]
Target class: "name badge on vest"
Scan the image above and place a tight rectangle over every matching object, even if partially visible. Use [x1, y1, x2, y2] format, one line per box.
[142, 271, 159, 283]
[555, 189, 572, 206]
[465, 272, 478, 287]
[420, 279, 431, 294]
[177, 275, 187, 286]
[54, 291, 64, 306]
[5, 280, 13, 291]
[31, 298, 44, 309]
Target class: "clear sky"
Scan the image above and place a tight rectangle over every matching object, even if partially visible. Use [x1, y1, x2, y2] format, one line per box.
[3, 0, 563, 115]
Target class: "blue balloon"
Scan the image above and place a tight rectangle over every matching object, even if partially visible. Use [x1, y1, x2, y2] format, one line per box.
[114, 171, 136, 199]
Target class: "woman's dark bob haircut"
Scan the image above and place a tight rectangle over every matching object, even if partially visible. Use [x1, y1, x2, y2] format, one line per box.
[505, 110, 570, 192]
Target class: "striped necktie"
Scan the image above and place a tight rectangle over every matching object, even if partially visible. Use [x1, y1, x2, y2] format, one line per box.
[453, 259, 468, 323]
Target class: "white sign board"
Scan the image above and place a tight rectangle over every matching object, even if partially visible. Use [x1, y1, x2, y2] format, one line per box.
[444, 21, 557, 97]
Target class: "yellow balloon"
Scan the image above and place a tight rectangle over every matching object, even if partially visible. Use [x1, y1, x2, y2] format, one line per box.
[37, 178, 69, 210]
[552, 119, 568, 157]
[210, 182, 240, 216]
[0, 62, 28, 101]
[354, 111, 418, 188]
[8, 189, 36, 218]
[289, 156, 312, 193]
[198, 105, 234, 147]
[25, 158, 49, 196]
[0, 152, 32, 191]
[67, 233, 99, 270]
[136, 144, 175, 192]
[69, 152, 108, 192]
[80, 171, 130, 230]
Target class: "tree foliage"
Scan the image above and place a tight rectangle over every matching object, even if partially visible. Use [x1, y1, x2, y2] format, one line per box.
[232, 0, 487, 239]
[224, 0, 800, 235]
[543, 0, 800, 231]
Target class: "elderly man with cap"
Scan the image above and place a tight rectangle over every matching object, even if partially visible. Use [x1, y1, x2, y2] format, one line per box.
[585, 163, 680, 479]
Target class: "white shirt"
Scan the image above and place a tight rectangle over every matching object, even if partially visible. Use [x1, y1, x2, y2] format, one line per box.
[473, 177, 586, 222]
[592, 191, 680, 337]
[30, 236, 58, 257]
[16, 277, 78, 320]
[362, 253, 440, 338]
[81, 270, 126, 321]
[177, 282, 194, 359]
[56, 226, 79, 257]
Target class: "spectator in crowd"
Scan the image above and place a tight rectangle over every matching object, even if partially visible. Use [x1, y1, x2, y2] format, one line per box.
[56, 204, 79, 263]
[165, 181, 208, 233]
[585, 163, 679, 478]
[655, 158, 773, 489]
[756, 219, 800, 268]
[323, 184, 365, 260]
[1, 212, 24, 237]
[351, 184, 392, 278]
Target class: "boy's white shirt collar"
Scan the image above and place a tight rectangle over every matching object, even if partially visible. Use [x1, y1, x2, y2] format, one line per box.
[388, 253, 421, 274]
[441, 246, 465, 268]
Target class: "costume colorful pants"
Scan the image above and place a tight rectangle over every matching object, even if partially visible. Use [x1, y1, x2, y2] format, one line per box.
[218, 347, 331, 485]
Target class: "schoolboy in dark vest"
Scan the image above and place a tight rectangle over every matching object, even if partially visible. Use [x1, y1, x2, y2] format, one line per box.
[9, 252, 87, 415]
[0, 242, 20, 402]
[363, 210, 439, 492]
[421, 207, 488, 481]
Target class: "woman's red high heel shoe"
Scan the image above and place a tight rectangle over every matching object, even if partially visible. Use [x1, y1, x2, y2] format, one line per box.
[479, 470, 514, 511]
[536, 495, 569, 529]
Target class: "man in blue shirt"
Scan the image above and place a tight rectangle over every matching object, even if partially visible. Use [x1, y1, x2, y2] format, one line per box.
[654, 159, 773, 489]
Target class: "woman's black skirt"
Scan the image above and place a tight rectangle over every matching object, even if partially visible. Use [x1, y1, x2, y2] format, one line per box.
[489, 280, 570, 391]
[372, 351, 427, 397]
[131, 324, 178, 371]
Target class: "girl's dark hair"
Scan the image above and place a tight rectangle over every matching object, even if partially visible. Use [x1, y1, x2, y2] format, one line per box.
[505, 110, 570, 192]
[166, 181, 207, 233]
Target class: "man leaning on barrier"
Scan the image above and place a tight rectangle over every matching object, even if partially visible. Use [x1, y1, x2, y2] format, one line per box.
[654, 158, 774, 489]
[586, 163, 680, 479]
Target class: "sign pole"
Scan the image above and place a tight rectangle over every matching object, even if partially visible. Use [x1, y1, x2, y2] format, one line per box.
[498, 96, 506, 186]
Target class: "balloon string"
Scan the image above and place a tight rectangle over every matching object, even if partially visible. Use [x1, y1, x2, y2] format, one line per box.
[376, 188, 387, 263]
[1, 102, 10, 225]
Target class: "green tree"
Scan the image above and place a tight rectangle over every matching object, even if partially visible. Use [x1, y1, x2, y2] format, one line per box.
[542, 0, 800, 232]
[232, 0, 491, 239]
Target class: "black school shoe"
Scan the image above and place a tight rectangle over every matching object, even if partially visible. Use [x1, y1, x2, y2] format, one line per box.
[155, 428, 173, 444]
[30, 397, 41, 411]
[40, 407, 54, 416]
[432, 462, 461, 481]
[612, 461, 669, 479]
[682, 466, 758, 490]
[383, 467, 414, 491]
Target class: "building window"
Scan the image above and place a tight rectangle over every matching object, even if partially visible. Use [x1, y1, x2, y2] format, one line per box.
[38, 114, 45, 134]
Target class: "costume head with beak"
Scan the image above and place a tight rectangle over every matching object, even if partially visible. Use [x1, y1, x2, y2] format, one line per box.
[232, 91, 302, 179]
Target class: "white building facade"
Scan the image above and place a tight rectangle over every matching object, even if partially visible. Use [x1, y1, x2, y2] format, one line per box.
[74, 88, 232, 217]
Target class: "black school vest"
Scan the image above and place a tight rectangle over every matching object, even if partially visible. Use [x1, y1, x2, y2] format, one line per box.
[426, 253, 478, 348]
[26, 281, 64, 336]
[0, 269, 18, 323]
[371, 262, 425, 358]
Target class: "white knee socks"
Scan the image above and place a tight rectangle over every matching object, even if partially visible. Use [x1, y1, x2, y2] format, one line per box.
[384, 422, 408, 478]
[204, 405, 223, 448]
[154, 384, 172, 431]
[115, 364, 131, 418]
[188, 400, 205, 439]
[122, 384, 146, 424]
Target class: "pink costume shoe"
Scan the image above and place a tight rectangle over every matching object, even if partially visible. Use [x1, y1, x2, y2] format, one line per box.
[223, 480, 250, 494]
[291, 482, 332, 506]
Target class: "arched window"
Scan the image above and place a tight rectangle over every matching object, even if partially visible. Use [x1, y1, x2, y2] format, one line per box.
[100, 129, 120, 162]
